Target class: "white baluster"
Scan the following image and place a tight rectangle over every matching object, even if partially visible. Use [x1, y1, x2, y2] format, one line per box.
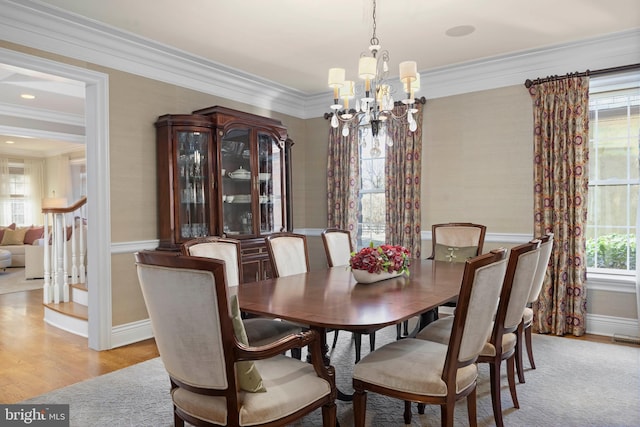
[62, 214, 69, 302]
[71, 215, 78, 285]
[42, 213, 51, 304]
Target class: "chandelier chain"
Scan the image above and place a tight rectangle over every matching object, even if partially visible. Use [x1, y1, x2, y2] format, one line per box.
[370, 0, 379, 47]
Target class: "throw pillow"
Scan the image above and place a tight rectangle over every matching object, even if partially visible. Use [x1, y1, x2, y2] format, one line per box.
[434, 243, 478, 263]
[230, 295, 266, 393]
[0, 223, 16, 243]
[1, 227, 28, 245]
[23, 226, 45, 245]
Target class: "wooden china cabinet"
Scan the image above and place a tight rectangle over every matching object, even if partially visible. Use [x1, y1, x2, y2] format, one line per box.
[155, 106, 293, 282]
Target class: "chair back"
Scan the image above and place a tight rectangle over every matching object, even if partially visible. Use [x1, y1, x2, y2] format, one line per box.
[265, 232, 310, 277]
[135, 251, 235, 394]
[321, 228, 353, 267]
[429, 222, 487, 262]
[443, 249, 508, 371]
[181, 236, 242, 286]
[486, 241, 541, 353]
[527, 233, 554, 304]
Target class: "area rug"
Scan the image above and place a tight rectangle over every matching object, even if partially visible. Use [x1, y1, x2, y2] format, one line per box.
[22, 326, 640, 426]
[0, 268, 43, 295]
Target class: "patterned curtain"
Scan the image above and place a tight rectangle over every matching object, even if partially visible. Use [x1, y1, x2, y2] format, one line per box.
[327, 119, 360, 247]
[529, 76, 589, 336]
[385, 103, 424, 258]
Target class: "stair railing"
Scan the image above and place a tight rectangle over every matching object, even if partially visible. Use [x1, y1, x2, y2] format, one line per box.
[42, 196, 87, 304]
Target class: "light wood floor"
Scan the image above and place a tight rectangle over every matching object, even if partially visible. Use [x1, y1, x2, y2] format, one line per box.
[0, 288, 158, 404]
[0, 286, 632, 404]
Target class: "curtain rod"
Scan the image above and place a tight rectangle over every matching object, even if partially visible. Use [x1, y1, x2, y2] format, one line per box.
[524, 63, 640, 88]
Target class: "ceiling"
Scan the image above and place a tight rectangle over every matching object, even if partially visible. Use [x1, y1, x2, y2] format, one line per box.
[1, 0, 639, 156]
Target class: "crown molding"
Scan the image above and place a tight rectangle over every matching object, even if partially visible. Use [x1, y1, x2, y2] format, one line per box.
[1, 0, 639, 120]
[0, 101, 84, 127]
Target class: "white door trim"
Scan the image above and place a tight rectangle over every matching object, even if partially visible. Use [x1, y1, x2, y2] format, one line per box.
[0, 47, 112, 350]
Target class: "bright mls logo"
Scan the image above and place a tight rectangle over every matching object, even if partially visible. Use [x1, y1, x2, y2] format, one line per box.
[1, 405, 69, 426]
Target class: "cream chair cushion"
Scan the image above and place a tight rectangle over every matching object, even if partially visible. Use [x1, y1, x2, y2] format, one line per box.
[269, 236, 308, 277]
[323, 232, 352, 266]
[172, 356, 332, 426]
[434, 226, 483, 248]
[188, 242, 241, 287]
[353, 338, 477, 396]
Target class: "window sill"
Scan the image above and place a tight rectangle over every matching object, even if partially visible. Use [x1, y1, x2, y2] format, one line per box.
[587, 271, 636, 293]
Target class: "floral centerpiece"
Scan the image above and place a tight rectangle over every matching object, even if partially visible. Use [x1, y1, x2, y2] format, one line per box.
[349, 243, 411, 283]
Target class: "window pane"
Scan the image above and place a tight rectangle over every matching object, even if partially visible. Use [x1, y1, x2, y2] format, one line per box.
[360, 158, 385, 190]
[587, 85, 639, 273]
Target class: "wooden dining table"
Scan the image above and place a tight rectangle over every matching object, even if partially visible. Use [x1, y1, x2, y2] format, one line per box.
[238, 258, 466, 400]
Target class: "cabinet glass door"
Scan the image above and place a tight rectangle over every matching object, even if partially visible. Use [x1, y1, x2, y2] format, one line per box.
[258, 132, 284, 233]
[176, 130, 210, 240]
[221, 128, 253, 235]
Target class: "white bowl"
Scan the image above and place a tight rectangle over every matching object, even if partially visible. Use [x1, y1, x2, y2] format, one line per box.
[225, 195, 234, 203]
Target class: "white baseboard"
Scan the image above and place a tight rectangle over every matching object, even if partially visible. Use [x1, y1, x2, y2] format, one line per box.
[110, 319, 154, 348]
[586, 313, 639, 338]
[44, 307, 88, 338]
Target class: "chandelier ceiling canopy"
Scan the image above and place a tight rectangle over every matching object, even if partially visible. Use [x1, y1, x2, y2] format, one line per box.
[325, 0, 425, 147]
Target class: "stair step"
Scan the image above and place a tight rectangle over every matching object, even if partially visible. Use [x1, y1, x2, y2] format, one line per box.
[71, 282, 88, 292]
[43, 301, 88, 321]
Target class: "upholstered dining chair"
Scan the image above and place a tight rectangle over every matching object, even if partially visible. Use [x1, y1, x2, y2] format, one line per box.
[352, 248, 509, 426]
[135, 251, 337, 427]
[181, 236, 302, 351]
[321, 228, 375, 363]
[398, 222, 487, 338]
[417, 240, 540, 427]
[265, 232, 310, 278]
[516, 233, 554, 383]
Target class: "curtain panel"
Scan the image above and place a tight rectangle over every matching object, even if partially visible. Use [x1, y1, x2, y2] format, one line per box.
[385, 103, 423, 258]
[529, 76, 589, 337]
[327, 120, 360, 247]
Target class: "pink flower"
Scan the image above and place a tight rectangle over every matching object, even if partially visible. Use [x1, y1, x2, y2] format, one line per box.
[349, 243, 411, 275]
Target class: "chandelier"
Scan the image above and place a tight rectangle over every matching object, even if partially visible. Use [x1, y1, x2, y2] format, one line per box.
[325, 0, 423, 152]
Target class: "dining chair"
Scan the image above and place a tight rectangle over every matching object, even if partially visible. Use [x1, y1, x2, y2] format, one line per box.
[321, 228, 375, 363]
[398, 222, 487, 338]
[417, 240, 540, 427]
[135, 251, 337, 427]
[181, 236, 302, 351]
[265, 232, 310, 278]
[516, 232, 554, 383]
[352, 248, 509, 426]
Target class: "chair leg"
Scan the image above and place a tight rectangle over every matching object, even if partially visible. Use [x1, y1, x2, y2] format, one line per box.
[354, 333, 362, 363]
[403, 400, 412, 424]
[396, 323, 402, 340]
[524, 324, 536, 369]
[403, 320, 409, 336]
[369, 332, 375, 352]
[174, 409, 185, 427]
[331, 329, 339, 349]
[489, 362, 504, 427]
[441, 402, 455, 427]
[353, 389, 367, 427]
[507, 356, 520, 409]
[417, 402, 425, 414]
[515, 321, 526, 383]
[321, 401, 337, 427]
[466, 386, 478, 427]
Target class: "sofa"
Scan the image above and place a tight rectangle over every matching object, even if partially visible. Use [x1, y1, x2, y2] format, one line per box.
[0, 223, 87, 279]
[0, 223, 45, 267]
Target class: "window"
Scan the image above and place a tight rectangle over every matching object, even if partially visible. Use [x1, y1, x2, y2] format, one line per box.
[356, 125, 387, 249]
[587, 78, 640, 274]
[8, 162, 26, 225]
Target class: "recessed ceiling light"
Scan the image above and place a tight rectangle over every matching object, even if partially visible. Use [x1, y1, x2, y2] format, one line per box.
[5, 140, 15, 144]
[20, 93, 36, 100]
[445, 25, 476, 37]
